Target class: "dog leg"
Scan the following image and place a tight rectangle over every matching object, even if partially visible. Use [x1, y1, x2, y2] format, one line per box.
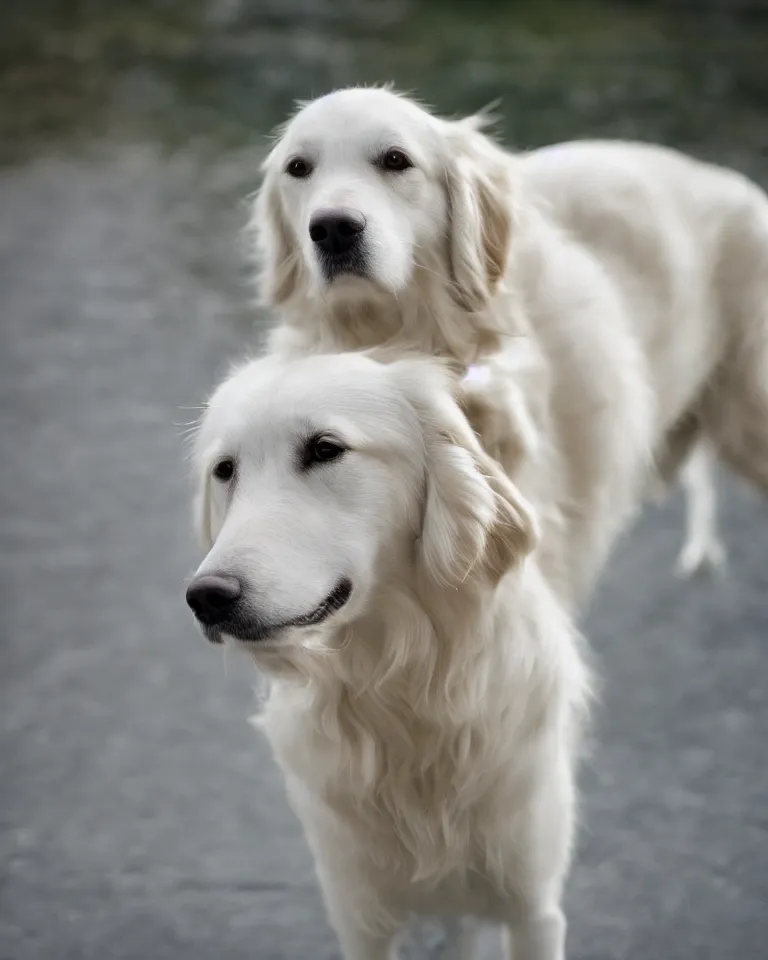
[316, 865, 404, 960]
[702, 189, 768, 503]
[675, 441, 726, 577]
[505, 905, 566, 960]
[704, 345, 768, 503]
[333, 921, 401, 960]
[440, 917, 485, 959]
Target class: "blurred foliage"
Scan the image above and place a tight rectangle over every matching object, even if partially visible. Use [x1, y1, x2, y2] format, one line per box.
[0, 0, 766, 167]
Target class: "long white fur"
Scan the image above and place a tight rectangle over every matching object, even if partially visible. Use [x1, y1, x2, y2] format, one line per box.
[254, 88, 768, 579]
[191, 351, 596, 960]
[201, 87, 768, 957]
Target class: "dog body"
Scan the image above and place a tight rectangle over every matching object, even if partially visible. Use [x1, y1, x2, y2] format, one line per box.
[257, 89, 768, 577]
[197, 88, 768, 957]
[188, 353, 598, 959]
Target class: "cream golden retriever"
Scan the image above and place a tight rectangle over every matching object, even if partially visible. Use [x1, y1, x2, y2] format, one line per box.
[187, 351, 593, 960]
[254, 87, 768, 583]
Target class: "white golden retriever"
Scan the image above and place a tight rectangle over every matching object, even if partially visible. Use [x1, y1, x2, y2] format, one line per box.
[254, 86, 768, 579]
[187, 351, 595, 960]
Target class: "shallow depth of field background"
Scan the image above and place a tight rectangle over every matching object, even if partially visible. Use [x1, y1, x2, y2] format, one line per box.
[1, 2, 767, 958]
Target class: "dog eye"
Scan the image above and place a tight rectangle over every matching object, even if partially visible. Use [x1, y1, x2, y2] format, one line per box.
[302, 436, 346, 469]
[380, 149, 413, 172]
[212, 458, 235, 482]
[286, 157, 312, 178]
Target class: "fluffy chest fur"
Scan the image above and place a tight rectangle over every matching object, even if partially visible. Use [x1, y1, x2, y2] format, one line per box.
[255, 574, 590, 892]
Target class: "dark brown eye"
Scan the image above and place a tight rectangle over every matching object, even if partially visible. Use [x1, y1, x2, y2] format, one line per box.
[302, 436, 345, 469]
[380, 149, 413, 172]
[213, 458, 234, 482]
[286, 157, 312, 178]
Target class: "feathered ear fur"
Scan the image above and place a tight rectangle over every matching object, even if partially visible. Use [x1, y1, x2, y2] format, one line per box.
[391, 359, 538, 587]
[444, 119, 515, 313]
[192, 438, 230, 554]
[252, 151, 302, 306]
[193, 465, 214, 553]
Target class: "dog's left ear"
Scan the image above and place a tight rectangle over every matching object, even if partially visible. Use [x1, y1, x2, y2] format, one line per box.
[251, 148, 302, 307]
[392, 359, 538, 587]
[444, 119, 515, 314]
[192, 442, 229, 554]
[193, 462, 214, 553]
[425, 427, 538, 587]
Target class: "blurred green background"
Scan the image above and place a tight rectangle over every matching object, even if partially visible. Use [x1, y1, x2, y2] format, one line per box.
[2, 0, 767, 169]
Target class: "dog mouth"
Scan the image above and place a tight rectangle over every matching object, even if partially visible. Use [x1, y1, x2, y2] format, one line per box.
[318, 249, 370, 283]
[204, 577, 353, 645]
[282, 577, 353, 629]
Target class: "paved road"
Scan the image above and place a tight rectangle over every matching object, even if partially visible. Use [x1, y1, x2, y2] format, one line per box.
[1, 144, 766, 960]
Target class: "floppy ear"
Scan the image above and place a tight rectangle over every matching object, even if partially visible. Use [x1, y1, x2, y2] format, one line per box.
[192, 440, 229, 554]
[393, 360, 537, 587]
[421, 426, 538, 587]
[193, 465, 214, 553]
[252, 152, 301, 306]
[445, 120, 515, 313]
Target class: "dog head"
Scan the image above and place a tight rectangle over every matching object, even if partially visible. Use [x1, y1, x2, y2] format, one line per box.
[188, 351, 536, 650]
[255, 87, 515, 319]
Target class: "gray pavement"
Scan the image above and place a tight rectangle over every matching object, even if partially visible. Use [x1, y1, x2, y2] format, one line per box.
[1, 143, 766, 960]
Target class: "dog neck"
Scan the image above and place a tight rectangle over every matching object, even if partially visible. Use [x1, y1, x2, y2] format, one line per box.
[271, 254, 523, 365]
[254, 562, 589, 886]
[258, 569, 498, 694]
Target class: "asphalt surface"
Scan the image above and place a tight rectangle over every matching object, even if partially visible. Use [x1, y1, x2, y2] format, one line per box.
[1, 144, 766, 960]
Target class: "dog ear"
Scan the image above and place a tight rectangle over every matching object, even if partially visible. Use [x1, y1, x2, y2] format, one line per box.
[444, 120, 514, 313]
[193, 465, 214, 553]
[392, 359, 537, 587]
[192, 445, 229, 554]
[421, 425, 538, 587]
[252, 152, 302, 306]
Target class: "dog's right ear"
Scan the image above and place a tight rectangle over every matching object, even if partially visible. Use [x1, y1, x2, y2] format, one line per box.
[193, 462, 214, 553]
[252, 151, 301, 306]
[192, 437, 230, 554]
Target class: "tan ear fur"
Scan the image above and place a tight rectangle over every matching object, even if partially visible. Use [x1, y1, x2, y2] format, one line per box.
[420, 424, 537, 588]
[393, 358, 536, 587]
[472, 443, 539, 584]
[445, 123, 514, 313]
[253, 157, 301, 306]
[194, 467, 213, 553]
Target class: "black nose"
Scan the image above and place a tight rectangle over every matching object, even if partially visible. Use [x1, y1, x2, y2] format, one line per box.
[186, 575, 241, 626]
[309, 212, 365, 255]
